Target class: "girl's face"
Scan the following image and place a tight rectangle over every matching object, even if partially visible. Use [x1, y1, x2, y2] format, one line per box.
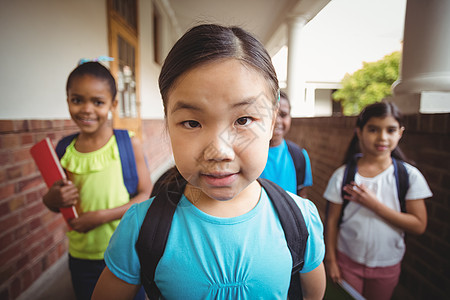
[357, 115, 404, 158]
[67, 75, 117, 135]
[270, 97, 291, 146]
[166, 59, 277, 202]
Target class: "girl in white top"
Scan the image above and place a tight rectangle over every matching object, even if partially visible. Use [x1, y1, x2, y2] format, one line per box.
[323, 101, 432, 300]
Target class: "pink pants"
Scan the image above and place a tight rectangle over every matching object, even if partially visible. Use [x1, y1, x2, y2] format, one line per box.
[337, 251, 401, 300]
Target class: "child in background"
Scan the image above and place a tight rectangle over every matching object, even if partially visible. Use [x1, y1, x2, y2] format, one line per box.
[42, 61, 151, 300]
[260, 91, 313, 198]
[92, 24, 325, 300]
[323, 101, 432, 300]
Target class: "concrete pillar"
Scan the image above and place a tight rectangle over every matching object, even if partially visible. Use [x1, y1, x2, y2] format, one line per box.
[392, 0, 450, 113]
[305, 85, 316, 117]
[286, 16, 308, 117]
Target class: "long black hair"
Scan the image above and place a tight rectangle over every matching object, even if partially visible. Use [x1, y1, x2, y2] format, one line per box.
[342, 101, 409, 164]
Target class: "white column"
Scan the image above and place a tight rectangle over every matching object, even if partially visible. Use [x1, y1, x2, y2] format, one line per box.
[392, 0, 450, 113]
[286, 16, 308, 117]
[305, 85, 316, 117]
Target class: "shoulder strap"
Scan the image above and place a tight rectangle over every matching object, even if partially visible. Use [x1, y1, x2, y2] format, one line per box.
[55, 130, 138, 196]
[114, 129, 139, 197]
[55, 133, 79, 160]
[392, 158, 408, 213]
[257, 178, 308, 300]
[137, 175, 308, 300]
[136, 171, 186, 300]
[338, 155, 358, 225]
[339, 155, 409, 225]
[286, 140, 306, 195]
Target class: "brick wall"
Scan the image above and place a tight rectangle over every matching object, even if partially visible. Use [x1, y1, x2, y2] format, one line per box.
[1, 114, 448, 299]
[287, 113, 450, 299]
[0, 119, 171, 300]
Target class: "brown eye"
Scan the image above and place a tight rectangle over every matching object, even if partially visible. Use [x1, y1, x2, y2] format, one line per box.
[235, 117, 253, 126]
[70, 97, 81, 104]
[182, 120, 200, 129]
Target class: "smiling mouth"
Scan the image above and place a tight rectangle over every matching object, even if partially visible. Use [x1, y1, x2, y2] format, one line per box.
[77, 117, 96, 123]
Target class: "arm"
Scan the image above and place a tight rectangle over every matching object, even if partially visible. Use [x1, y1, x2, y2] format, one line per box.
[301, 149, 313, 197]
[298, 150, 312, 198]
[324, 202, 342, 283]
[42, 179, 79, 213]
[343, 182, 427, 234]
[300, 262, 326, 300]
[70, 136, 152, 233]
[299, 187, 309, 199]
[92, 266, 141, 300]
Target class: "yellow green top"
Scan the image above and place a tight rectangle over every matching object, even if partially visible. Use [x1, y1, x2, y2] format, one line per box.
[61, 132, 133, 260]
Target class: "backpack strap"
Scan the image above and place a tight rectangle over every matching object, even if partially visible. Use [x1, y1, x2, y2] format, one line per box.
[55, 133, 79, 160]
[392, 158, 408, 213]
[338, 154, 409, 225]
[338, 155, 359, 225]
[286, 140, 306, 195]
[137, 175, 308, 299]
[55, 130, 138, 196]
[136, 171, 187, 300]
[114, 129, 139, 197]
[257, 178, 308, 300]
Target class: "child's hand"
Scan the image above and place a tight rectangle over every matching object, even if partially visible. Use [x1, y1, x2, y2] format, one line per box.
[325, 259, 341, 283]
[69, 210, 105, 233]
[343, 182, 379, 211]
[43, 179, 79, 212]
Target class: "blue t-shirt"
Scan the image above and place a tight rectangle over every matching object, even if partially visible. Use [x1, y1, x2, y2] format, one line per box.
[260, 139, 313, 194]
[105, 187, 324, 299]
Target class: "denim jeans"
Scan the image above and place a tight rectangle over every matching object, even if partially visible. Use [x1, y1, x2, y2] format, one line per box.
[69, 255, 145, 300]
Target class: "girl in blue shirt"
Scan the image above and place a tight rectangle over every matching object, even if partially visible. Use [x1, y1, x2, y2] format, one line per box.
[93, 24, 325, 300]
[260, 91, 313, 198]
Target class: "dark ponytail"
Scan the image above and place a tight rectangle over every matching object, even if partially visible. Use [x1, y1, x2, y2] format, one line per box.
[150, 166, 187, 205]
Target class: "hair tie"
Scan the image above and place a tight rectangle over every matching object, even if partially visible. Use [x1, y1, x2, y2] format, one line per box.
[276, 89, 281, 103]
[78, 56, 114, 66]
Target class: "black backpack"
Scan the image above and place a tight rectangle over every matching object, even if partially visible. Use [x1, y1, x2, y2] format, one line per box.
[137, 173, 309, 299]
[338, 155, 409, 225]
[286, 140, 307, 195]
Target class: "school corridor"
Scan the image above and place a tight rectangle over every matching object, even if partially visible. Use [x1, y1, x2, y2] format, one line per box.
[1, 112, 448, 299]
[1, 0, 450, 299]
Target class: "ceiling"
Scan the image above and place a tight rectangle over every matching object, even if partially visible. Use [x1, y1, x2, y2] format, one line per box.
[165, 0, 331, 52]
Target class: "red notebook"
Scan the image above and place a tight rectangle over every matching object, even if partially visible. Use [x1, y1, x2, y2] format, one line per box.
[30, 137, 78, 227]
